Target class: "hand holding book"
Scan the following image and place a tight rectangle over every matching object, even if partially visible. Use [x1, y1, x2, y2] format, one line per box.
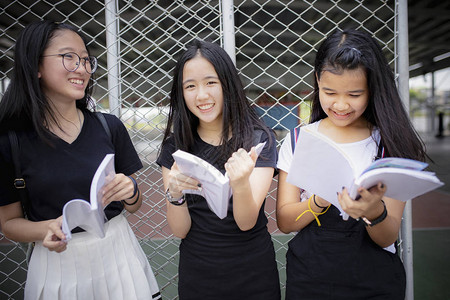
[286, 128, 444, 220]
[172, 142, 266, 219]
[61, 154, 115, 241]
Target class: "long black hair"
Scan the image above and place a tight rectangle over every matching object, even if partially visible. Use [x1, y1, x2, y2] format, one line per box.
[161, 39, 272, 160]
[310, 29, 426, 161]
[0, 20, 95, 140]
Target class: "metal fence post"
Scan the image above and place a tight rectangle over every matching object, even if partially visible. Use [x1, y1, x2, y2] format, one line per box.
[104, 0, 120, 117]
[221, 0, 236, 65]
[398, 0, 414, 299]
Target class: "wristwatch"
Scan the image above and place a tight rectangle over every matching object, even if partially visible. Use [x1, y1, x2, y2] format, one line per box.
[165, 188, 186, 206]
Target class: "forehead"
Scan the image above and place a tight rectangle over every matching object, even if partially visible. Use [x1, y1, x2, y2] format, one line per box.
[183, 55, 217, 77]
[321, 63, 366, 75]
[46, 29, 87, 53]
[320, 67, 366, 81]
[319, 68, 367, 90]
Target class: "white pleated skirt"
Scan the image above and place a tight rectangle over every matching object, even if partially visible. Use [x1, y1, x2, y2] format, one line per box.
[25, 214, 161, 300]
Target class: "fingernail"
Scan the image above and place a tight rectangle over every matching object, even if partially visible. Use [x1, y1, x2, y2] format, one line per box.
[341, 186, 345, 190]
[197, 183, 202, 188]
[362, 217, 372, 225]
[380, 183, 385, 189]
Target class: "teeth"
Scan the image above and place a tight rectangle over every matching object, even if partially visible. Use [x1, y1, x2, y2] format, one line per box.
[69, 79, 84, 85]
[199, 103, 214, 110]
[335, 111, 349, 116]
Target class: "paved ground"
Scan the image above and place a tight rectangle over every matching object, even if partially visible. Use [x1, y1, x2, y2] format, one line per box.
[411, 134, 450, 299]
[1, 133, 448, 299]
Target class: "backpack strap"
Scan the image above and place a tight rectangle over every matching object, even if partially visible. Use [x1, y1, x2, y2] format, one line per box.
[375, 139, 385, 160]
[7, 131, 30, 218]
[95, 112, 112, 141]
[290, 127, 300, 153]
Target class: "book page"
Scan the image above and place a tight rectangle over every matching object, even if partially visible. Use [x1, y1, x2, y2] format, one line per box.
[286, 128, 444, 220]
[173, 142, 266, 219]
[352, 167, 443, 200]
[90, 154, 116, 217]
[172, 150, 230, 219]
[61, 154, 115, 241]
[286, 128, 352, 219]
[61, 199, 106, 241]
[360, 157, 428, 175]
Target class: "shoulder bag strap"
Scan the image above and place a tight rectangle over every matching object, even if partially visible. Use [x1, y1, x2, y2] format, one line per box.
[7, 131, 30, 218]
[8, 131, 34, 264]
[94, 112, 112, 141]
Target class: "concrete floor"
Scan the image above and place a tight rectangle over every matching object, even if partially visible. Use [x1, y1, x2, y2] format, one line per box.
[411, 134, 450, 300]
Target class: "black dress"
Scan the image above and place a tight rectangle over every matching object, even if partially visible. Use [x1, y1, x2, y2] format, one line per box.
[157, 131, 281, 300]
[285, 205, 406, 300]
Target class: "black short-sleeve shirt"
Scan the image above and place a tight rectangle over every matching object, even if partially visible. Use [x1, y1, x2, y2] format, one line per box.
[0, 111, 143, 222]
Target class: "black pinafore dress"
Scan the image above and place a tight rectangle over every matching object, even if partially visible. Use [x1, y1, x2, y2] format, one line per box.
[285, 126, 405, 299]
[285, 205, 406, 300]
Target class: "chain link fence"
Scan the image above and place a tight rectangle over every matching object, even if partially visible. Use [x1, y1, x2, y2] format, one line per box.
[0, 1, 408, 299]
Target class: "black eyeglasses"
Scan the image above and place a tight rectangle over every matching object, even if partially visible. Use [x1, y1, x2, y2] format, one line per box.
[42, 52, 98, 74]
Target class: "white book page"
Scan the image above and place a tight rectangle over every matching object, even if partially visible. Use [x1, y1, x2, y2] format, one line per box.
[360, 157, 428, 174]
[286, 128, 354, 219]
[173, 142, 266, 219]
[286, 129, 444, 221]
[352, 168, 444, 200]
[62, 199, 105, 241]
[173, 150, 230, 219]
[90, 154, 116, 217]
[61, 154, 115, 241]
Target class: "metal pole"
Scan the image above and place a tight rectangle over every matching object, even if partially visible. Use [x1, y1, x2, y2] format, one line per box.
[221, 0, 236, 65]
[104, 0, 120, 117]
[431, 71, 436, 133]
[398, 0, 414, 299]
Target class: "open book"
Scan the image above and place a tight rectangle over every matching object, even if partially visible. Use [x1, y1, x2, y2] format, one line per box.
[172, 142, 266, 219]
[286, 128, 444, 220]
[61, 154, 115, 241]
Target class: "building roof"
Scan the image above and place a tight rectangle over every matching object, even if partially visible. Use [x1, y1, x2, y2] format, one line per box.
[0, 0, 449, 80]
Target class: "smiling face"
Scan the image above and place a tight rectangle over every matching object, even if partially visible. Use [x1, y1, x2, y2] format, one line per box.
[182, 54, 224, 130]
[38, 29, 91, 105]
[317, 67, 369, 129]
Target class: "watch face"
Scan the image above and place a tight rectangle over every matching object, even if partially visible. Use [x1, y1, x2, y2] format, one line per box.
[169, 197, 185, 206]
[171, 198, 185, 205]
[166, 189, 185, 205]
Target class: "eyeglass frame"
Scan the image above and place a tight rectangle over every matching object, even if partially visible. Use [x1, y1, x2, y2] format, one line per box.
[41, 52, 98, 74]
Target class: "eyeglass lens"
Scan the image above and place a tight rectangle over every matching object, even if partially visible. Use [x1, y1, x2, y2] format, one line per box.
[62, 52, 97, 74]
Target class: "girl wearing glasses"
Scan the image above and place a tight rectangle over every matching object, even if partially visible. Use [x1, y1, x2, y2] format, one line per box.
[157, 40, 281, 299]
[0, 20, 161, 299]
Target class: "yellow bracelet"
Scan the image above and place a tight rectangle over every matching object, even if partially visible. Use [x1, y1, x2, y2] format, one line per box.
[295, 195, 331, 226]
